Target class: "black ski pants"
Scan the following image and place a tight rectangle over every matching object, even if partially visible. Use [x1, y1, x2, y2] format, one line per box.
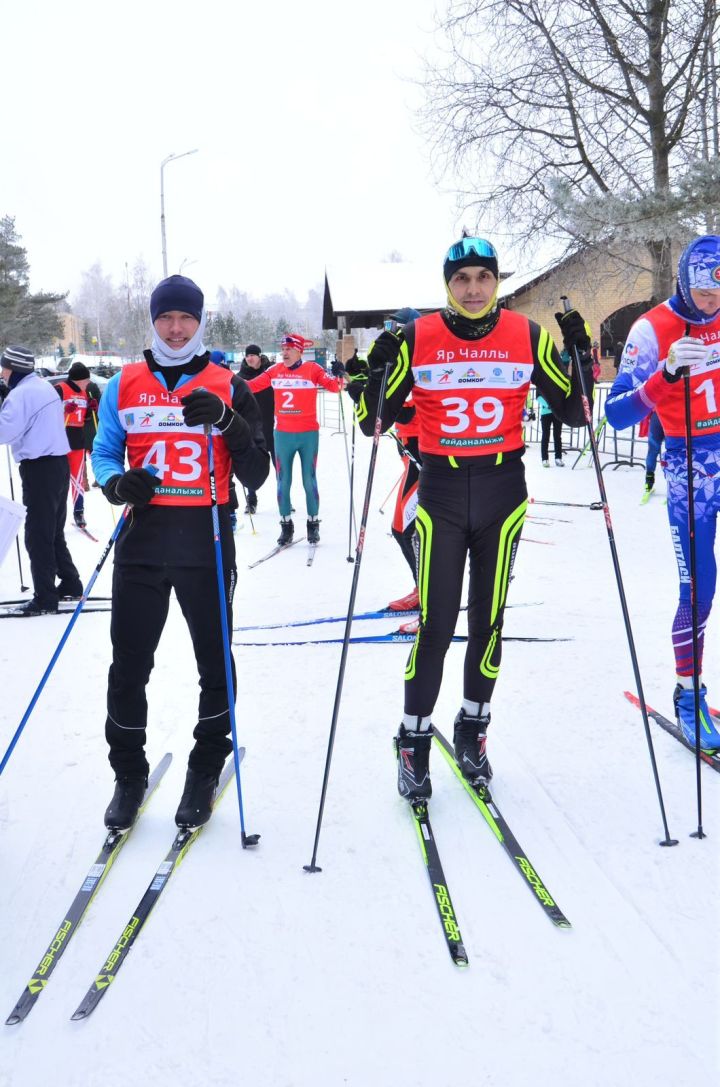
[105, 563, 236, 778]
[404, 455, 527, 717]
[19, 455, 81, 607]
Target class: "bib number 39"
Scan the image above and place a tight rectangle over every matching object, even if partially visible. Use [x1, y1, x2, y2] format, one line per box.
[441, 396, 504, 434]
[142, 439, 203, 481]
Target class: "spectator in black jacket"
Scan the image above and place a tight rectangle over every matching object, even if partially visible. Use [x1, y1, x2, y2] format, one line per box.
[240, 344, 276, 514]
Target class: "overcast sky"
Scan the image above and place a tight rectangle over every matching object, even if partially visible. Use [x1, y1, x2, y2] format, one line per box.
[6, 0, 471, 306]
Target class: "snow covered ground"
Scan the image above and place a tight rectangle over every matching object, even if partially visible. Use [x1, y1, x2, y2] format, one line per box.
[1, 401, 717, 1087]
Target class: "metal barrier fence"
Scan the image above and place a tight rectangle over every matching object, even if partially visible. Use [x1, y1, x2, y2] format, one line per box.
[319, 384, 647, 471]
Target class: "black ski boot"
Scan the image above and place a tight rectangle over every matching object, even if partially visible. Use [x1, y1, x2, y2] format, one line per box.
[104, 774, 147, 830]
[175, 767, 221, 828]
[645, 470, 655, 492]
[453, 708, 493, 787]
[277, 518, 294, 546]
[307, 518, 320, 544]
[395, 725, 432, 800]
[245, 494, 257, 514]
[74, 510, 87, 528]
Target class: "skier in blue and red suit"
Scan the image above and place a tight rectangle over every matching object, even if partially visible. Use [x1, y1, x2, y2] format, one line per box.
[606, 236, 720, 751]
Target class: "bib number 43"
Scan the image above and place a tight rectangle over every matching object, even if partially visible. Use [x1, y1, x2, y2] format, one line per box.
[441, 396, 504, 434]
[142, 439, 203, 482]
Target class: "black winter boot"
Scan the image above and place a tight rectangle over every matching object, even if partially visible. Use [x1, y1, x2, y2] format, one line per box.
[395, 725, 432, 800]
[453, 708, 493, 788]
[307, 518, 320, 544]
[175, 767, 221, 828]
[277, 518, 294, 546]
[104, 774, 147, 830]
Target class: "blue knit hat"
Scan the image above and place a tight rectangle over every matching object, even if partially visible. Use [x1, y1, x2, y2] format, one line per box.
[209, 349, 226, 365]
[150, 275, 204, 322]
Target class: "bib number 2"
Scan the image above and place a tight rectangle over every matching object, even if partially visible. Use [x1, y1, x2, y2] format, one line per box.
[142, 439, 203, 482]
[441, 396, 504, 434]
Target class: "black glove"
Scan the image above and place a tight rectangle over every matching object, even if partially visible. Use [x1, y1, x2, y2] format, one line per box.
[105, 468, 160, 507]
[367, 330, 401, 375]
[181, 388, 231, 430]
[330, 359, 345, 377]
[554, 309, 592, 356]
[344, 351, 367, 378]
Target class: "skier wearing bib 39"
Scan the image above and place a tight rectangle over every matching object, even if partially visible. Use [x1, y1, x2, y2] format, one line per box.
[606, 235, 720, 752]
[355, 237, 594, 799]
[92, 275, 269, 830]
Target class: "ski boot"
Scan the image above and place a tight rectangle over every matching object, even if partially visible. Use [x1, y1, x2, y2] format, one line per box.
[104, 774, 147, 830]
[542, 460, 549, 468]
[555, 457, 564, 467]
[453, 708, 493, 787]
[175, 767, 221, 828]
[56, 578, 84, 600]
[395, 725, 432, 800]
[673, 683, 720, 751]
[277, 518, 294, 546]
[74, 510, 87, 528]
[14, 597, 58, 617]
[398, 615, 420, 635]
[245, 495, 257, 515]
[307, 518, 320, 544]
[387, 586, 419, 612]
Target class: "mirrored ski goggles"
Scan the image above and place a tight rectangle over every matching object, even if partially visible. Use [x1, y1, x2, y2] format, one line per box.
[444, 238, 498, 263]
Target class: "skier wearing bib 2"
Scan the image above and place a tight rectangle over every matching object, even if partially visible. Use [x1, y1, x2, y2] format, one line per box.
[92, 275, 269, 830]
[606, 235, 720, 752]
[246, 333, 343, 546]
[355, 237, 594, 799]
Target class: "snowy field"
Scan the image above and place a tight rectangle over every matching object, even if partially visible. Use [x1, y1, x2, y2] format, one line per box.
[1, 398, 717, 1087]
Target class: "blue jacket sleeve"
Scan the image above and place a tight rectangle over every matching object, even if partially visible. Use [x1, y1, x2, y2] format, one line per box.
[90, 374, 127, 485]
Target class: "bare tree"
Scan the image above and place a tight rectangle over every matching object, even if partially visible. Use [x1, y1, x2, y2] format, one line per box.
[423, 0, 719, 299]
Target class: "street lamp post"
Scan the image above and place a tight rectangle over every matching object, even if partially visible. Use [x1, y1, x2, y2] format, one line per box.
[160, 149, 198, 277]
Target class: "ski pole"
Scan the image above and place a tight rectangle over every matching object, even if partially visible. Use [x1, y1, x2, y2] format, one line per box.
[682, 325, 705, 841]
[337, 392, 358, 560]
[561, 294, 676, 847]
[204, 427, 259, 849]
[379, 470, 403, 514]
[389, 428, 421, 467]
[304, 358, 393, 872]
[5, 447, 29, 593]
[240, 484, 256, 535]
[0, 504, 130, 779]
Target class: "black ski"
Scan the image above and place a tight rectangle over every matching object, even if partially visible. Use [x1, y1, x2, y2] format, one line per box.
[70, 755, 241, 1021]
[433, 729, 571, 928]
[624, 691, 720, 773]
[248, 536, 306, 569]
[0, 603, 111, 619]
[408, 800, 469, 967]
[0, 596, 112, 606]
[5, 753, 172, 1025]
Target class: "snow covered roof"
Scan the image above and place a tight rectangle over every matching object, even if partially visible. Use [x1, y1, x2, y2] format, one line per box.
[323, 262, 446, 329]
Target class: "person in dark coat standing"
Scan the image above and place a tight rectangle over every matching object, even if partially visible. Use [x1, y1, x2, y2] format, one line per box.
[0, 345, 83, 614]
[239, 344, 276, 514]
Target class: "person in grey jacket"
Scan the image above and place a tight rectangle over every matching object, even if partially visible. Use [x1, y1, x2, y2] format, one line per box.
[0, 345, 83, 615]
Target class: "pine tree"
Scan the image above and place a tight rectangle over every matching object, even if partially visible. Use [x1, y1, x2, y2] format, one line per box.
[0, 216, 65, 351]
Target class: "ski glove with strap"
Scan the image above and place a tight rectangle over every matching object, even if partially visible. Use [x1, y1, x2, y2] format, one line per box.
[367, 330, 402, 376]
[181, 389, 251, 451]
[663, 336, 710, 382]
[554, 309, 592, 356]
[104, 468, 161, 507]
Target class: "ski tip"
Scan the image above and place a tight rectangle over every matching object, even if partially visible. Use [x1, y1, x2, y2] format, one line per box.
[5, 1013, 22, 1026]
[70, 1009, 88, 1022]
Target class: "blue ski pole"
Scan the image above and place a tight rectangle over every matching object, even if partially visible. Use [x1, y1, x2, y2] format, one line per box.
[204, 426, 259, 848]
[0, 505, 130, 778]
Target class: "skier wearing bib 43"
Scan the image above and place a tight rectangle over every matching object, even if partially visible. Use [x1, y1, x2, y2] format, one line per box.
[606, 235, 720, 752]
[92, 275, 269, 830]
[356, 237, 594, 799]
